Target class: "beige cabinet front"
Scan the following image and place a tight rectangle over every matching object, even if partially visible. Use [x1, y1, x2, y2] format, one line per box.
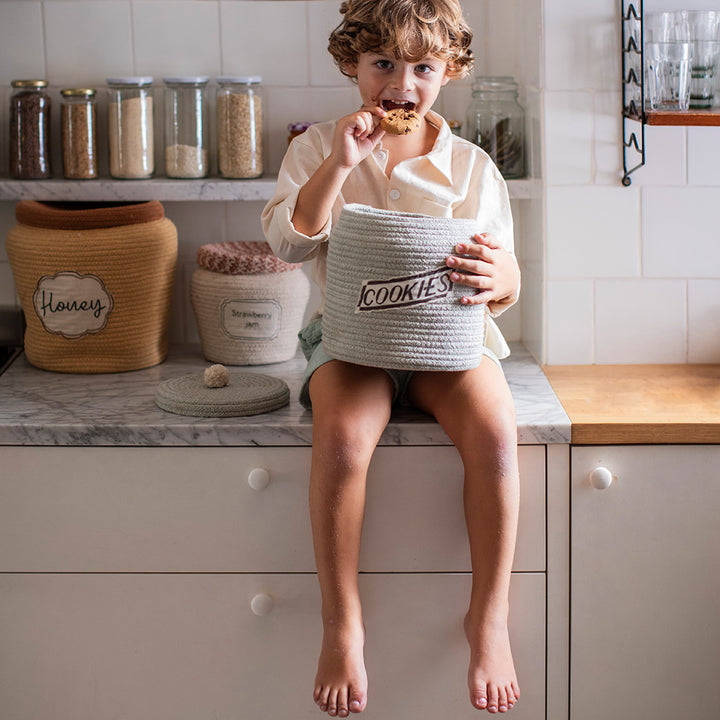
[571, 445, 720, 720]
[0, 572, 545, 720]
[0, 445, 544, 573]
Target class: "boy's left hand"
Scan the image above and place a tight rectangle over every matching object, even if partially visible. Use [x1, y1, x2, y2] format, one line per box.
[445, 233, 520, 306]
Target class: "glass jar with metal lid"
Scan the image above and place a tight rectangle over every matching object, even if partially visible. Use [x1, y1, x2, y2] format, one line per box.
[106, 76, 155, 179]
[60, 88, 98, 179]
[9, 79, 51, 179]
[465, 76, 525, 179]
[216, 76, 263, 179]
[163, 76, 210, 178]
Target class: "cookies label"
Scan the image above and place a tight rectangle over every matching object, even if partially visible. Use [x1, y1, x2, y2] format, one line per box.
[221, 299, 281, 340]
[33, 271, 114, 339]
[356, 267, 452, 312]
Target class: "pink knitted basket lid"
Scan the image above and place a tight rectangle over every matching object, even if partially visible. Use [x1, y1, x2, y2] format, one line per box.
[197, 241, 302, 275]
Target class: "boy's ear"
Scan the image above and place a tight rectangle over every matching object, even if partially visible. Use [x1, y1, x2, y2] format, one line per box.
[343, 62, 358, 78]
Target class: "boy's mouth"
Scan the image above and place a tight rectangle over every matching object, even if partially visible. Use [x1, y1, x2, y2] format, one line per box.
[382, 99, 416, 112]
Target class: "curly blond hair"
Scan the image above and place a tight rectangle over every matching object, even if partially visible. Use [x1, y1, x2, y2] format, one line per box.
[328, 0, 474, 80]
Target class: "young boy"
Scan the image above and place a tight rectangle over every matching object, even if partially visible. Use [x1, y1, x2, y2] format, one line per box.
[262, 0, 521, 715]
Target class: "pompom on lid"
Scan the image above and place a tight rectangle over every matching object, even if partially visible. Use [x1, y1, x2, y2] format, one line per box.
[197, 241, 302, 275]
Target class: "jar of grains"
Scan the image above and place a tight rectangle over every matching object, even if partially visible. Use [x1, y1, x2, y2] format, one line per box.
[9, 79, 51, 179]
[163, 76, 210, 178]
[60, 88, 98, 179]
[216, 76, 263, 179]
[106, 77, 155, 179]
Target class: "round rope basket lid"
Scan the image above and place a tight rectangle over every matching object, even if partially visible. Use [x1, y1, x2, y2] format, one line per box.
[322, 203, 487, 371]
[155, 367, 290, 417]
[197, 241, 301, 275]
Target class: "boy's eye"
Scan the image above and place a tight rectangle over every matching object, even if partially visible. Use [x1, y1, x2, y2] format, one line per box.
[416, 64, 434, 74]
[375, 59, 393, 70]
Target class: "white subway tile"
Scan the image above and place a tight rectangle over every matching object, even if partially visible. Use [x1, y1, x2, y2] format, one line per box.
[547, 186, 641, 279]
[688, 279, 720, 362]
[595, 278, 687, 363]
[220, 1, 308, 86]
[308, 0, 344, 87]
[544, 91, 593, 185]
[593, 91, 623, 186]
[133, 1, 221, 78]
[546, 279, 594, 364]
[44, 1, 133, 85]
[688, 127, 720, 186]
[0, 1, 45, 85]
[642, 187, 720, 277]
[630, 125, 687, 187]
[544, 0, 618, 92]
[163, 202, 228, 260]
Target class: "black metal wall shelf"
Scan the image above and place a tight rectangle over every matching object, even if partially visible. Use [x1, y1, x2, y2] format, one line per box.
[621, 0, 720, 185]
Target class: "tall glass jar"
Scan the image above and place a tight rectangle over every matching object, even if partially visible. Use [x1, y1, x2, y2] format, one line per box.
[106, 76, 154, 179]
[163, 76, 209, 178]
[60, 88, 98, 179]
[465, 76, 525, 179]
[9, 79, 51, 179]
[216, 76, 263, 179]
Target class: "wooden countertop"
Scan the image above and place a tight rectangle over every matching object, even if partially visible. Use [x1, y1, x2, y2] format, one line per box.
[543, 364, 720, 444]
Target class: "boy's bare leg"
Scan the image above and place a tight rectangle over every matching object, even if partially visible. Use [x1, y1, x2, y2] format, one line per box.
[409, 358, 520, 714]
[308, 360, 394, 717]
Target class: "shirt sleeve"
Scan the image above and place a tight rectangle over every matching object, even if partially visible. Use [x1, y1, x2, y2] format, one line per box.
[261, 130, 332, 264]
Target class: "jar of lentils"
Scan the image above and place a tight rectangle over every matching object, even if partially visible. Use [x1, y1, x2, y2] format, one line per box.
[60, 88, 98, 179]
[163, 76, 210, 178]
[9, 79, 51, 179]
[107, 77, 155, 179]
[216, 76, 263, 179]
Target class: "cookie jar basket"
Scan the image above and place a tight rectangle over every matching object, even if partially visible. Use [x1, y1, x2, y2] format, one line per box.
[6, 200, 177, 373]
[322, 203, 486, 371]
[190, 241, 310, 365]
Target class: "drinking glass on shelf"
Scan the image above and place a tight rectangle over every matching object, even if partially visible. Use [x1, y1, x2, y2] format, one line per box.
[644, 11, 690, 44]
[686, 11, 720, 108]
[645, 41, 693, 111]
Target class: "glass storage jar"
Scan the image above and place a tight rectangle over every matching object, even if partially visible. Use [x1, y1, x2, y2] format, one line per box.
[9, 79, 51, 179]
[60, 88, 98, 179]
[163, 76, 209, 178]
[466, 76, 525, 179]
[216, 76, 263, 178]
[106, 76, 155, 179]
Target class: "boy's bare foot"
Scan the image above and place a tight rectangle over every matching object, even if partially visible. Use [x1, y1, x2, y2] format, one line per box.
[314, 617, 367, 717]
[464, 611, 520, 713]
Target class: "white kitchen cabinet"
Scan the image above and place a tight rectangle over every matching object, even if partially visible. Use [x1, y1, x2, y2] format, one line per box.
[571, 445, 720, 720]
[0, 443, 564, 720]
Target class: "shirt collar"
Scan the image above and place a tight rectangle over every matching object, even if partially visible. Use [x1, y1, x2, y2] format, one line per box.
[423, 110, 454, 183]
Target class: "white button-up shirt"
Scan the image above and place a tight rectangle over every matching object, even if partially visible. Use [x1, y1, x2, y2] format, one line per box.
[261, 111, 517, 359]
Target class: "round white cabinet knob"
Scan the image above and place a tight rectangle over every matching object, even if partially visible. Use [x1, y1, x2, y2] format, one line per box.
[247, 467, 270, 491]
[589, 466, 614, 490]
[250, 593, 274, 616]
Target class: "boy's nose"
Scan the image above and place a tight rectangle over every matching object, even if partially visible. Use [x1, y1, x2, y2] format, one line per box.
[391, 66, 414, 91]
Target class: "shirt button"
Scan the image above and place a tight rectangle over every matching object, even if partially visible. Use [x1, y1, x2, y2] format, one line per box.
[389, 189, 401, 200]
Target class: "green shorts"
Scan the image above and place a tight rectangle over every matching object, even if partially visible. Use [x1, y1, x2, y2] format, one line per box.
[297, 315, 501, 410]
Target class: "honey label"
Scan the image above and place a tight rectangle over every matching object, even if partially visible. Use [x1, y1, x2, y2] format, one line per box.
[33, 271, 114, 339]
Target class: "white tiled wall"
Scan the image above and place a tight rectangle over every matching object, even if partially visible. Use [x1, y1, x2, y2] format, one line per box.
[0, 0, 538, 349]
[543, 0, 720, 364]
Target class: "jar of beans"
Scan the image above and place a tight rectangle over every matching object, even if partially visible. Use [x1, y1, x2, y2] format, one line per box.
[60, 88, 98, 179]
[216, 76, 263, 179]
[106, 77, 155, 179]
[9, 79, 51, 179]
[163, 76, 210, 178]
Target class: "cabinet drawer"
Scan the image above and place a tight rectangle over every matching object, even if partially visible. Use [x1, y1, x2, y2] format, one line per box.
[0, 571, 545, 720]
[0, 445, 545, 572]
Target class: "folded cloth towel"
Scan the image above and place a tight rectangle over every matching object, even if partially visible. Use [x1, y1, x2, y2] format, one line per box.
[322, 203, 486, 371]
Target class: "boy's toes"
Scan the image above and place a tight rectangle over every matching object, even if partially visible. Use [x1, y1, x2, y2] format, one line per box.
[336, 687, 349, 717]
[487, 684, 500, 713]
[470, 681, 488, 710]
[348, 685, 366, 713]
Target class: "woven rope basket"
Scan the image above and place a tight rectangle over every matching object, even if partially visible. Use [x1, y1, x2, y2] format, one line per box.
[322, 203, 486, 371]
[191, 242, 310, 365]
[6, 201, 177, 373]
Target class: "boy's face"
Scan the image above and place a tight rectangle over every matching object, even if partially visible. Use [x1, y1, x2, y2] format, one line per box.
[347, 51, 451, 119]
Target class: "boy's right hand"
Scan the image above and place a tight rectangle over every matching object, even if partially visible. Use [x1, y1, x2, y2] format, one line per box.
[331, 105, 386, 169]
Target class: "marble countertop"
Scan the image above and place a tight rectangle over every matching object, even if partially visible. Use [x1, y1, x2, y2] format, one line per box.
[0, 343, 570, 447]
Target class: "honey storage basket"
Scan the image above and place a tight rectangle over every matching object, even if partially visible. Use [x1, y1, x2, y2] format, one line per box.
[191, 241, 309, 365]
[6, 200, 177, 373]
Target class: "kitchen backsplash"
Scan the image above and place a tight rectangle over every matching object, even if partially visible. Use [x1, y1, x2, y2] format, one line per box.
[2, 0, 719, 365]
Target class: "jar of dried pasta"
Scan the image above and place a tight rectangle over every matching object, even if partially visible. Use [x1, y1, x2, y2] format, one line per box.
[60, 88, 98, 179]
[216, 76, 263, 179]
[106, 76, 155, 179]
[9, 79, 51, 179]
